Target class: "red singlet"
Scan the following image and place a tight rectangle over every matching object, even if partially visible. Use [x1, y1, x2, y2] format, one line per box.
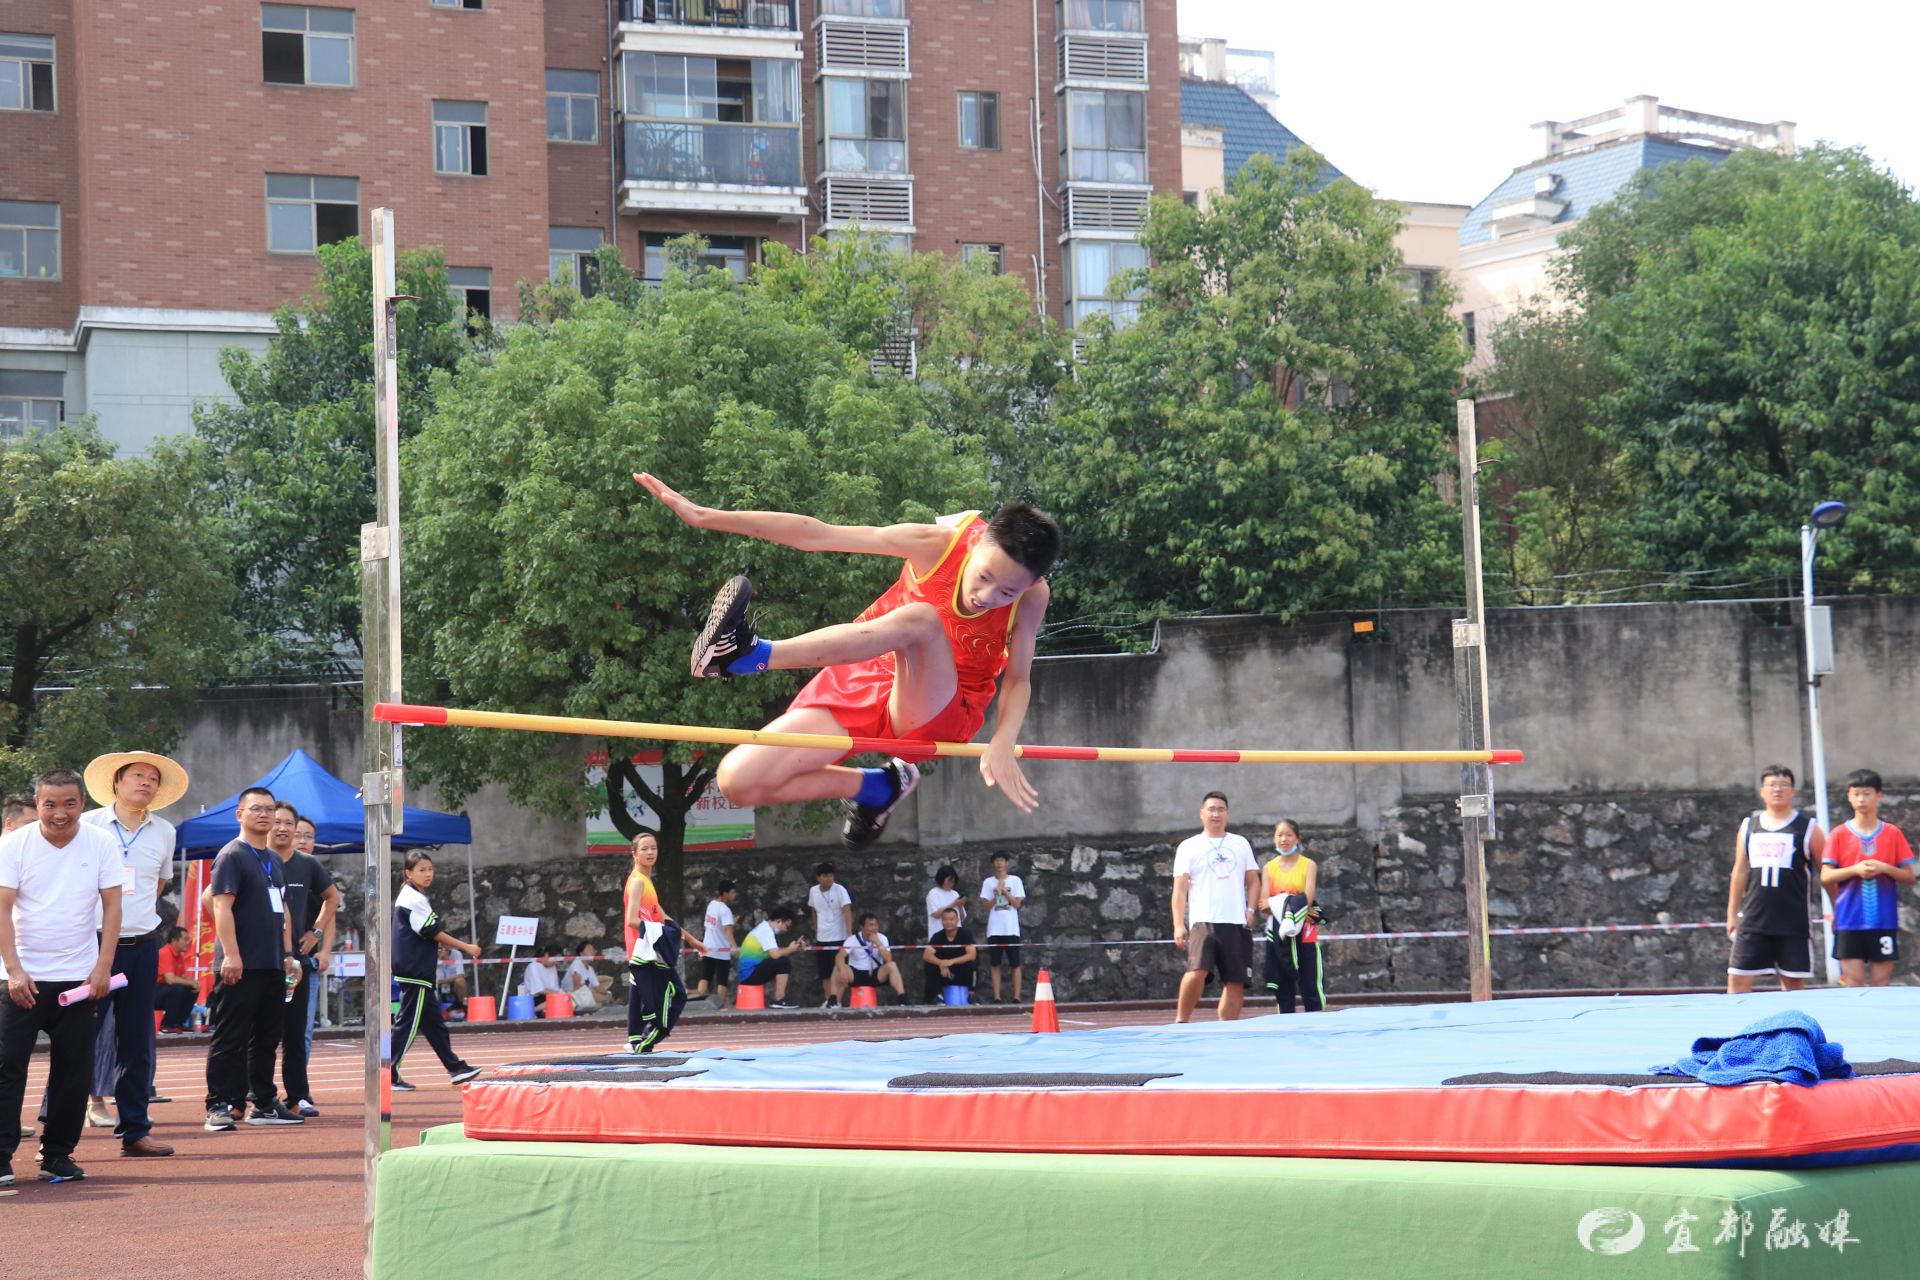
[789, 513, 1019, 745]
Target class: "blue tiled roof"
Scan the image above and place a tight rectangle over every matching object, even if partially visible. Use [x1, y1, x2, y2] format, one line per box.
[1459, 137, 1729, 247]
[1179, 79, 1341, 185]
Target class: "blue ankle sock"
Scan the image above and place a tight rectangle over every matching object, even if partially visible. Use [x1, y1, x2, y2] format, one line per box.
[853, 767, 896, 809]
[724, 638, 773, 676]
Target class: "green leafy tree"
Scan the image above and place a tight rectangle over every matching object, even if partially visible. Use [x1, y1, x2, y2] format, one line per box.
[1558, 146, 1920, 590]
[0, 424, 235, 793]
[1476, 306, 1631, 602]
[402, 241, 988, 914]
[1042, 151, 1468, 623]
[194, 237, 472, 671]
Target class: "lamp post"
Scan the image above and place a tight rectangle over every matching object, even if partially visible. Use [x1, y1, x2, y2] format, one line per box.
[1802, 500, 1846, 984]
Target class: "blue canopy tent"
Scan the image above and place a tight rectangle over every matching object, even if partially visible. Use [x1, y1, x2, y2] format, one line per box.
[175, 748, 471, 856]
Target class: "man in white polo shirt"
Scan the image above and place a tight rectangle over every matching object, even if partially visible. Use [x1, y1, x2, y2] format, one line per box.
[1171, 790, 1260, 1024]
[0, 769, 123, 1185]
[80, 750, 187, 1158]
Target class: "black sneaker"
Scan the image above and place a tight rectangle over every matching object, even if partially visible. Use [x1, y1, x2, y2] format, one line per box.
[450, 1065, 482, 1085]
[38, 1155, 85, 1183]
[203, 1105, 236, 1132]
[768, 999, 797, 1009]
[840, 758, 920, 850]
[246, 1100, 304, 1126]
[0, 1159, 12, 1186]
[391, 1075, 416, 1092]
[691, 574, 760, 679]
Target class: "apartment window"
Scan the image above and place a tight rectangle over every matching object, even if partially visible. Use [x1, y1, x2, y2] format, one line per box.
[549, 227, 602, 295]
[1065, 89, 1145, 183]
[0, 201, 59, 279]
[0, 33, 54, 112]
[1062, 0, 1143, 32]
[447, 267, 491, 321]
[266, 175, 358, 253]
[0, 370, 62, 441]
[433, 101, 489, 176]
[643, 232, 752, 283]
[824, 78, 905, 173]
[261, 6, 353, 87]
[1463, 311, 1477, 350]
[961, 242, 1003, 273]
[430, 0, 484, 9]
[957, 91, 999, 151]
[1399, 267, 1439, 304]
[546, 70, 599, 143]
[1068, 239, 1146, 326]
[821, 0, 903, 15]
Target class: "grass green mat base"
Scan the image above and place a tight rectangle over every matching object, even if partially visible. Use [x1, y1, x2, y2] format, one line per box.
[374, 1126, 1917, 1278]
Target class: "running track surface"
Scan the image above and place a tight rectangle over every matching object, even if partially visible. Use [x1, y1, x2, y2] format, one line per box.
[5, 1005, 1204, 1277]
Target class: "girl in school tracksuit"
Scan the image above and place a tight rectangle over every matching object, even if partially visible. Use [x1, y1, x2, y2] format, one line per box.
[393, 852, 483, 1088]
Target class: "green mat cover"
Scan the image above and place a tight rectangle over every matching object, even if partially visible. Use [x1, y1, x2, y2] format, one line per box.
[373, 1126, 1916, 1278]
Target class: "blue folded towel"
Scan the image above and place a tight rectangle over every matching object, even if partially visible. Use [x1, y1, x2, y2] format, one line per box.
[1653, 1010, 1854, 1086]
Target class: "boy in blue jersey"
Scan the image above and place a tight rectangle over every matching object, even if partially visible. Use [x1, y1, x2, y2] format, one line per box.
[1820, 769, 1916, 987]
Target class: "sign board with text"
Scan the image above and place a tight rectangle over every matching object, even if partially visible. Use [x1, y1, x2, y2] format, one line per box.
[494, 915, 539, 947]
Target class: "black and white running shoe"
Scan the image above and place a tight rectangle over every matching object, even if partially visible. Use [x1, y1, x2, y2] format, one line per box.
[691, 574, 761, 679]
[840, 758, 920, 851]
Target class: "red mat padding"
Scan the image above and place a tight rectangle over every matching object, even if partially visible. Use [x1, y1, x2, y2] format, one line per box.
[462, 1072, 1920, 1164]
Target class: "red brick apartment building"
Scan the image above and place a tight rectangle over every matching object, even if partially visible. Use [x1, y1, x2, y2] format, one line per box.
[0, 0, 1178, 451]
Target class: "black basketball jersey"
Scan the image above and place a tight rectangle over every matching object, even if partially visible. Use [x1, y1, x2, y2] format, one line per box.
[1738, 809, 1814, 937]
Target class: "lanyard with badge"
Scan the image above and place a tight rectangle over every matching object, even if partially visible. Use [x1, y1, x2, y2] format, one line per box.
[111, 818, 143, 900]
[252, 844, 285, 915]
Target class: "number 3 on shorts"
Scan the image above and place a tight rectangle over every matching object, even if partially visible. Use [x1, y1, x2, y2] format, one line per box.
[1881, 935, 1895, 957]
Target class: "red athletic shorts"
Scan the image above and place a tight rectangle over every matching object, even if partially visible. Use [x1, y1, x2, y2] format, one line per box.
[789, 659, 986, 752]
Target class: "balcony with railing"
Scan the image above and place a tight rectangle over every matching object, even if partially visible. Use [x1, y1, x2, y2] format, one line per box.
[619, 0, 797, 31]
[620, 118, 806, 215]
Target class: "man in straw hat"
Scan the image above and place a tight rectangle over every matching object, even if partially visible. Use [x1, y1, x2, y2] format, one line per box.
[78, 750, 189, 1158]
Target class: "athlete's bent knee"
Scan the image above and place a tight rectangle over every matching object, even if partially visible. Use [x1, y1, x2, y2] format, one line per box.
[715, 753, 771, 807]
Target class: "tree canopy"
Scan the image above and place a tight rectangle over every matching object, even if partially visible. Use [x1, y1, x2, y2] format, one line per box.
[194, 238, 472, 672]
[1042, 150, 1468, 625]
[1553, 145, 1920, 592]
[0, 424, 234, 793]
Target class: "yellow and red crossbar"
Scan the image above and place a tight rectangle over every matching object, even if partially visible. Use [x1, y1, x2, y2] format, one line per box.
[373, 703, 1524, 767]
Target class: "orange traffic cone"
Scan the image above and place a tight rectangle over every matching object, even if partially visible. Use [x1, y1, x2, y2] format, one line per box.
[1031, 969, 1060, 1033]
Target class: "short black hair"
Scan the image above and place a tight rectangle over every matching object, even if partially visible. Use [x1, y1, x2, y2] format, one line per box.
[814, 862, 836, 879]
[768, 906, 796, 924]
[716, 879, 737, 895]
[167, 926, 188, 943]
[1846, 768, 1884, 793]
[1, 793, 32, 819]
[403, 850, 434, 871]
[239, 785, 275, 807]
[985, 502, 1062, 578]
[274, 800, 301, 822]
[1759, 765, 1796, 788]
[33, 769, 85, 798]
[990, 852, 1009, 866]
[575, 941, 593, 955]
[1203, 790, 1229, 808]
[856, 910, 878, 929]
[934, 863, 959, 889]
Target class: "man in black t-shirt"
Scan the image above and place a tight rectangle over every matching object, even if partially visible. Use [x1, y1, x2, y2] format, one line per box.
[272, 804, 338, 1117]
[202, 788, 303, 1131]
[920, 905, 978, 1004]
[1726, 764, 1827, 993]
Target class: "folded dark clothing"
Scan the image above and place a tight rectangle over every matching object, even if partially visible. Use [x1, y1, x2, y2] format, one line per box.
[1652, 1010, 1853, 1086]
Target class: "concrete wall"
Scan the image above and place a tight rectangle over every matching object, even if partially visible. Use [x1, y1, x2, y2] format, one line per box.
[82, 325, 270, 452]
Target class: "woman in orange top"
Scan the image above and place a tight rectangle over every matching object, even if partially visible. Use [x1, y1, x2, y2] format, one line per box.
[637, 473, 1061, 851]
[1261, 819, 1325, 1013]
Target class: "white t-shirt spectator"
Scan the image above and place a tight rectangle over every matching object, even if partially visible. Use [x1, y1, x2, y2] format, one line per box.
[702, 898, 736, 958]
[840, 931, 890, 972]
[979, 874, 1025, 937]
[520, 958, 561, 997]
[562, 956, 600, 992]
[0, 821, 122, 981]
[81, 807, 175, 937]
[437, 950, 467, 982]
[808, 883, 853, 943]
[925, 886, 963, 941]
[1173, 833, 1259, 926]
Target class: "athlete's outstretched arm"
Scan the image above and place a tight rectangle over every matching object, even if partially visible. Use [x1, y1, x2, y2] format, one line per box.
[636, 473, 949, 566]
[979, 578, 1050, 813]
